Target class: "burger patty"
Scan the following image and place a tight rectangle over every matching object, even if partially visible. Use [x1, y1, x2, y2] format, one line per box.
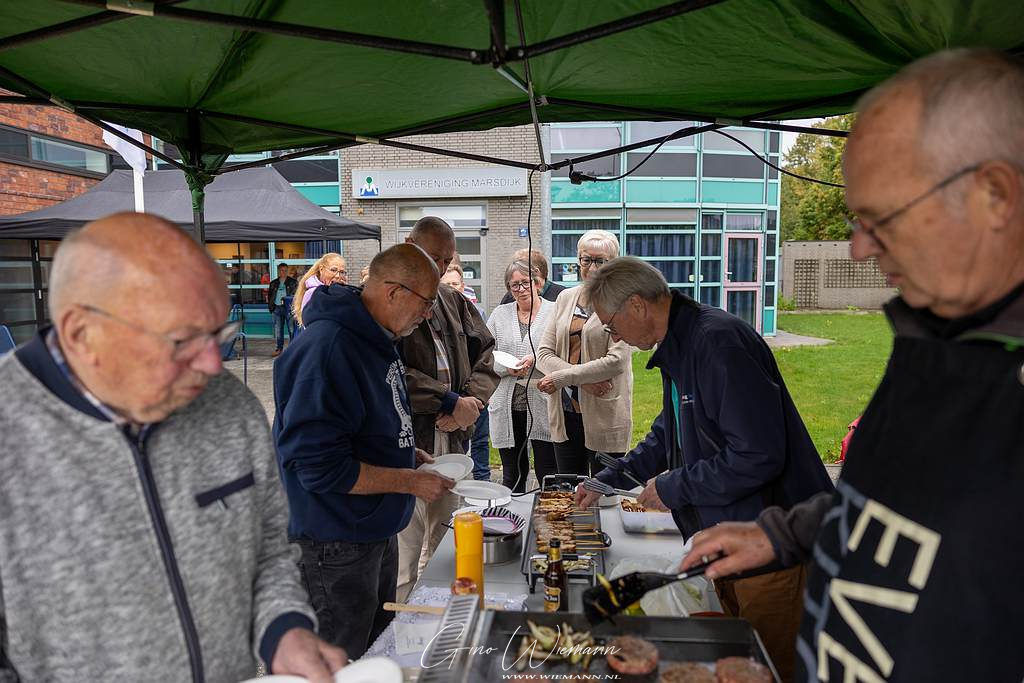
[714, 657, 772, 683]
[606, 636, 659, 675]
[659, 662, 716, 683]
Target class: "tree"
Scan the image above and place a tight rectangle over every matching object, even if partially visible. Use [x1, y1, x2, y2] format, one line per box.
[780, 114, 855, 241]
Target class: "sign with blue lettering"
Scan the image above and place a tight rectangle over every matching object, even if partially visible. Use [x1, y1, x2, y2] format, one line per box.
[518, 227, 529, 237]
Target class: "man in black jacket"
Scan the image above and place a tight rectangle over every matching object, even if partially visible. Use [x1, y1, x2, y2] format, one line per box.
[580, 256, 833, 680]
[268, 263, 298, 358]
[685, 49, 1024, 682]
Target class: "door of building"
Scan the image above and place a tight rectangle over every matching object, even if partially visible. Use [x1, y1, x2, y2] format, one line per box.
[723, 233, 762, 332]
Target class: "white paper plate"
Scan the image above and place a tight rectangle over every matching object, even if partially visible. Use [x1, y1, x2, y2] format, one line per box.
[452, 480, 513, 507]
[597, 493, 620, 507]
[420, 453, 473, 481]
[334, 657, 402, 683]
[492, 350, 523, 369]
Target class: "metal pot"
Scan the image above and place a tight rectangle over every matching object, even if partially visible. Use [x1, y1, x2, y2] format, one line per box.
[482, 530, 522, 565]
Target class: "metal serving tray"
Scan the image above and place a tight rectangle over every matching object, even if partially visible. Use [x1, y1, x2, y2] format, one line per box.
[461, 610, 780, 683]
[520, 475, 608, 592]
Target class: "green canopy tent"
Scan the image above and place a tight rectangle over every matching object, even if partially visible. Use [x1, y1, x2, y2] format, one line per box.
[1, 1, 1021, 240]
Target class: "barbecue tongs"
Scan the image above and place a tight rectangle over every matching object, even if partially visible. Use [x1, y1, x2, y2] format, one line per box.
[581, 553, 723, 625]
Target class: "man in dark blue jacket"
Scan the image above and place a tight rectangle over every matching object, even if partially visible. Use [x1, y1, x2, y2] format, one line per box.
[577, 256, 833, 681]
[273, 244, 455, 659]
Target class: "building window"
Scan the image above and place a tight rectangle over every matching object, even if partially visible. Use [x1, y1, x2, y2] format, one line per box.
[550, 152, 619, 178]
[272, 158, 339, 183]
[550, 126, 621, 151]
[628, 121, 698, 147]
[702, 154, 764, 179]
[625, 231, 695, 257]
[551, 213, 620, 285]
[703, 129, 765, 154]
[0, 124, 112, 176]
[624, 152, 697, 177]
[726, 214, 763, 231]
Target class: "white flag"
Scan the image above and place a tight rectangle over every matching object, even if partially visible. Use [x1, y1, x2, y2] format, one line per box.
[101, 122, 148, 173]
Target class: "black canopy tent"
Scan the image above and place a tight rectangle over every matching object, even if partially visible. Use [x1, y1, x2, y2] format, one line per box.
[0, 166, 381, 243]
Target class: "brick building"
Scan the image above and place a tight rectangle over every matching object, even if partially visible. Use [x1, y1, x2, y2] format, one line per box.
[0, 92, 143, 342]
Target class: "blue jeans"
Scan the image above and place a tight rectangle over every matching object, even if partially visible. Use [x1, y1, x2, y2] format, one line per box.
[294, 536, 398, 659]
[272, 306, 293, 350]
[470, 410, 490, 481]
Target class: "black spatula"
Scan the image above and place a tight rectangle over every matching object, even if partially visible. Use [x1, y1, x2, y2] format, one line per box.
[582, 554, 722, 624]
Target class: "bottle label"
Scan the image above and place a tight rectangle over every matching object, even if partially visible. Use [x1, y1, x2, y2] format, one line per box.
[544, 587, 562, 612]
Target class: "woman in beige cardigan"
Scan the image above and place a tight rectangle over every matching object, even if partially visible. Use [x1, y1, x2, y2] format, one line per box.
[536, 230, 633, 475]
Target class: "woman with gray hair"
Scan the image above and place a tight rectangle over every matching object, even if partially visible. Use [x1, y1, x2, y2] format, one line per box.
[536, 229, 633, 476]
[486, 260, 557, 492]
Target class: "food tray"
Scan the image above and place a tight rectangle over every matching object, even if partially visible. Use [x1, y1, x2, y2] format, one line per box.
[619, 501, 681, 535]
[520, 475, 609, 592]
[461, 611, 780, 683]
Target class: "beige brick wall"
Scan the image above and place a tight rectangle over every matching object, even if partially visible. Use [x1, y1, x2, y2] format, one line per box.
[338, 125, 546, 312]
[781, 241, 896, 310]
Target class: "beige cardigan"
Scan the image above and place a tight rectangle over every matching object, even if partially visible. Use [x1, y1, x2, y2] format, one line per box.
[536, 286, 634, 452]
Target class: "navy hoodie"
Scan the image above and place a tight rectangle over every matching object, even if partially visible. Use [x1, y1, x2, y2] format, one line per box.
[273, 284, 416, 543]
[597, 293, 833, 538]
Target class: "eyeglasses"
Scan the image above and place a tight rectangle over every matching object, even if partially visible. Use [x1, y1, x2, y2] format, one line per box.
[579, 256, 608, 267]
[80, 304, 240, 362]
[602, 304, 624, 336]
[845, 164, 980, 242]
[325, 266, 347, 276]
[385, 280, 436, 309]
[508, 280, 534, 292]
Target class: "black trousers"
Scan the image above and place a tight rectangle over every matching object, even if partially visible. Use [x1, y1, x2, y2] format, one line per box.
[554, 410, 625, 477]
[294, 535, 398, 659]
[498, 409, 557, 493]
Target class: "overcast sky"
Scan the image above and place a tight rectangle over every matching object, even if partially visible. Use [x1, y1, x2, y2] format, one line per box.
[781, 117, 825, 157]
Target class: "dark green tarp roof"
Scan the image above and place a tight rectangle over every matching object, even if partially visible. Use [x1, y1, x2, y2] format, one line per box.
[1, 0, 1021, 169]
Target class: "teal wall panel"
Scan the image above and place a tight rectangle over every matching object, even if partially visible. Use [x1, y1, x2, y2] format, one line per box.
[551, 179, 621, 203]
[767, 183, 779, 206]
[763, 308, 776, 335]
[296, 185, 340, 205]
[701, 181, 763, 204]
[625, 179, 697, 203]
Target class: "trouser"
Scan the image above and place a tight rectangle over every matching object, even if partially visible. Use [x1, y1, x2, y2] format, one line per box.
[498, 409, 557, 493]
[294, 535, 398, 659]
[714, 564, 806, 683]
[470, 410, 491, 481]
[271, 307, 294, 350]
[554, 410, 624, 477]
[397, 491, 461, 598]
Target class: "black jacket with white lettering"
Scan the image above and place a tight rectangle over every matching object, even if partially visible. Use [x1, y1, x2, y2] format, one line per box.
[759, 285, 1024, 682]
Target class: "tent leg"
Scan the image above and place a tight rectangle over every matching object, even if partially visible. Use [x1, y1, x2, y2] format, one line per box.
[193, 203, 206, 245]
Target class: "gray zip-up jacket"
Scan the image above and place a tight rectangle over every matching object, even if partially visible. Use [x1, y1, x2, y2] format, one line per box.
[0, 335, 316, 682]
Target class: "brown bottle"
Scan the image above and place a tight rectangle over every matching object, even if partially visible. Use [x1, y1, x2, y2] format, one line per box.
[543, 538, 568, 612]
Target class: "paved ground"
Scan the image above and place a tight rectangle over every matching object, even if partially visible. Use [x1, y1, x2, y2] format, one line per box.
[225, 334, 842, 484]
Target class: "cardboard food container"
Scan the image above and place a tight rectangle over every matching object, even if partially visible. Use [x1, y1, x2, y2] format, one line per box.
[618, 500, 680, 535]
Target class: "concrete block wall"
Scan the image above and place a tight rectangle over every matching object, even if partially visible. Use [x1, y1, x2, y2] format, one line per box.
[338, 125, 544, 311]
[780, 240, 896, 310]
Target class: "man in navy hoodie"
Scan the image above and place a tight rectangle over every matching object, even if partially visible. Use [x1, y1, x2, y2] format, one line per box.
[577, 257, 833, 681]
[273, 244, 455, 659]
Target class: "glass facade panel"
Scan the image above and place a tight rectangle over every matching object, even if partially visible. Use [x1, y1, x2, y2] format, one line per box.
[765, 259, 776, 283]
[704, 129, 765, 154]
[552, 234, 579, 259]
[727, 238, 759, 282]
[0, 262, 34, 289]
[701, 233, 722, 257]
[625, 152, 697, 177]
[726, 290, 757, 328]
[767, 210, 777, 232]
[700, 286, 720, 307]
[272, 158, 339, 182]
[0, 291, 36, 324]
[625, 233, 694, 257]
[701, 181, 763, 203]
[208, 242, 271, 260]
[0, 240, 31, 258]
[647, 260, 694, 283]
[764, 284, 776, 302]
[550, 179, 622, 203]
[701, 154, 764, 179]
[726, 214, 763, 231]
[624, 179, 696, 203]
[0, 127, 29, 157]
[700, 260, 721, 283]
[550, 153, 620, 178]
[629, 121, 697, 146]
[767, 233, 777, 256]
[221, 262, 270, 287]
[769, 132, 781, 153]
[701, 213, 723, 231]
[550, 127, 621, 151]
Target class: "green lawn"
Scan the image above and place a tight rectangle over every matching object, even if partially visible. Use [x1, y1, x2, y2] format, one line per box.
[490, 312, 892, 466]
[629, 312, 893, 462]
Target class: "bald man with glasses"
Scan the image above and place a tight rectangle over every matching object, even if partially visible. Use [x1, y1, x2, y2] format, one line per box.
[0, 213, 344, 683]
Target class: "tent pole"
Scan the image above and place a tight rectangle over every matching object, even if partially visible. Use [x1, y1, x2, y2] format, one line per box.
[512, 0, 726, 59]
[187, 109, 208, 245]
